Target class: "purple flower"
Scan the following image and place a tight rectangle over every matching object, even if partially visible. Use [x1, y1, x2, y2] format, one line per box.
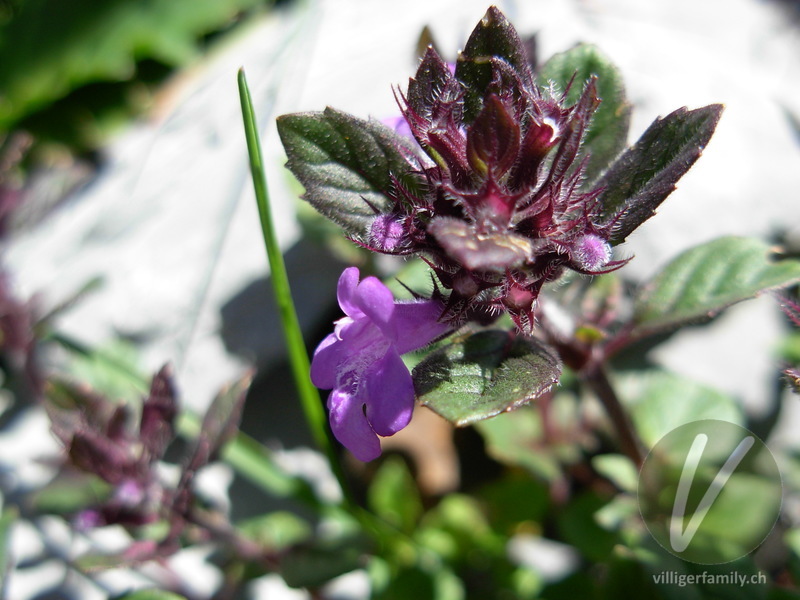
[311, 267, 450, 461]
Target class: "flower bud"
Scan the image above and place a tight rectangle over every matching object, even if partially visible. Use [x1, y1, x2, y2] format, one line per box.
[571, 234, 612, 272]
[369, 215, 406, 252]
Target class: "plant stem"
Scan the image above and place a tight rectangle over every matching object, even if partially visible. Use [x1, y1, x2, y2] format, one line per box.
[582, 364, 644, 468]
[237, 68, 353, 508]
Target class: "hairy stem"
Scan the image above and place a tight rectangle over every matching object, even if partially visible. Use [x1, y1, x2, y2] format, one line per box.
[582, 364, 645, 468]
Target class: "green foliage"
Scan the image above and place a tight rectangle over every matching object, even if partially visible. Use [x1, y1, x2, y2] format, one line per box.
[621, 370, 742, 448]
[475, 400, 583, 482]
[237, 511, 311, 551]
[632, 236, 800, 339]
[597, 104, 723, 245]
[277, 108, 423, 236]
[0, 506, 17, 583]
[538, 43, 631, 182]
[413, 330, 561, 426]
[28, 472, 112, 514]
[556, 492, 619, 562]
[0, 0, 266, 148]
[368, 456, 423, 534]
[592, 454, 638, 493]
[280, 532, 372, 589]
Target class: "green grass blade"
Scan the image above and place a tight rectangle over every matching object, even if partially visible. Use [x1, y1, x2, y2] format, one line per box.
[237, 68, 350, 505]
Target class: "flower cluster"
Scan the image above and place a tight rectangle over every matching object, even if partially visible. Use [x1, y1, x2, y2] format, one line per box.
[282, 7, 722, 460]
[363, 9, 625, 331]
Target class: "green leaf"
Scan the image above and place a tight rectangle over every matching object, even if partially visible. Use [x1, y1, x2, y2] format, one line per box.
[0, 506, 18, 583]
[367, 456, 423, 534]
[237, 511, 311, 551]
[280, 533, 371, 589]
[276, 108, 420, 236]
[632, 237, 800, 338]
[455, 6, 534, 122]
[188, 373, 252, 469]
[413, 330, 561, 426]
[592, 454, 638, 493]
[29, 472, 112, 515]
[0, 0, 263, 131]
[556, 492, 618, 562]
[620, 370, 742, 448]
[476, 409, 558, 481]
[596, 104, 723, 245]
[537, 44, 631, 182]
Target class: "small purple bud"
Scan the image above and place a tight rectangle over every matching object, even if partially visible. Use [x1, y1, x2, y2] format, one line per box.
[74, 509, 104, 531]
[571, 234, 611, 272]
[369, 215, 406, 252]
[114, 478, 146, 507]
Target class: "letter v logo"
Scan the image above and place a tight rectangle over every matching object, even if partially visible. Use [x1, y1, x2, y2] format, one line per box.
[669, 433, 755, 552]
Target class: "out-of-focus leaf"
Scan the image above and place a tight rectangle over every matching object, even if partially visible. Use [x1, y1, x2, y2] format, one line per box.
[413, 330, 561, 426]
[139, 365, 177, 459]
[475, 407, 560, 482]
[596, 104, 723, 245]
[29, 472, 112, 515]
[0, 0, 265, 131]
[367, 456, 423, 534]
[280, 533, 371, 589]
[0, 506, 18, 584]
[276, 108, 421, 236]
[113, 589, 188, 600]
[631, 237, 800, 339]
[537, 43, 631, 182]
[237, 511, 311, 551]
[455, 6, 533, 122]
[556, 492, 618, 562]
[620, 370, 742, 448]
[188, 372, 252, 470]
[59, 337, 147, 402]
[373, 566, 436, 600]
[592, 454, 638, 493]
[479, 474, 550, 533]
[419, 494, 501, 558]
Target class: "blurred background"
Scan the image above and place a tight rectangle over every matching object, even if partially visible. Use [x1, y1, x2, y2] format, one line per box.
[1, 0, 800, 597]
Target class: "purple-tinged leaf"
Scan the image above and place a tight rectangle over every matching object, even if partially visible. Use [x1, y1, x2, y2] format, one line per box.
[455, 6, 534, 122]
[413, 330, 561, 426]
[45, 379, 127, 445]
[597, 104, 723, 245]
[467, 94, 521, 176]
[407, 46, 456, 118]
[139, 364, 177, 459]
[187, 372, 252, 472]
[543, 78, 600, 186]
[276, 108, 422, 236]
[630, 237, 800, 339]
[68, 430, 137, 485]
[537, 43, 631, 182]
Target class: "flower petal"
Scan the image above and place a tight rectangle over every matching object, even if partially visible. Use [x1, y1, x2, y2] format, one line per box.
[354, 276, 397, 339]
[393, 300, 451, 354]
[337, 267, 364, 318]
[327, 388, 381, 462]
[310, 333, 340, 389]
[361, 349, 414, 437]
